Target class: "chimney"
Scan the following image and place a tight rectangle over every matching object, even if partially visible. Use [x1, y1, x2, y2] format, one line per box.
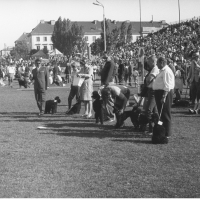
[40, 20, 45, 24]
[50, 20, 55, 25]
[93, 20, 97, 24]
[113, 20, 116, 24]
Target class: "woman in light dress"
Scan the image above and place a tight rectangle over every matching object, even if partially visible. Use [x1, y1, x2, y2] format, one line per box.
[78, 60, 93, 118]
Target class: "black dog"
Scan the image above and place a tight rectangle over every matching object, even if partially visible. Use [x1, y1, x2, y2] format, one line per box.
[92, 91, 104, 124]
[151, 113, 168, 144]
[122, 106, 142, 129]
[66, 101, 81, 115]
[173, 98, 190, 107]
[45, 96, 61, 114]
[138, 112, 149, 131]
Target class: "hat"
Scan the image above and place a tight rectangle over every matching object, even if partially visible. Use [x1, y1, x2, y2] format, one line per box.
[35, 58, 42, 63]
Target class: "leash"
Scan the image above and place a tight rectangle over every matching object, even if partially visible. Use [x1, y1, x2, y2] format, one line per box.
[158, 103, 164, 124]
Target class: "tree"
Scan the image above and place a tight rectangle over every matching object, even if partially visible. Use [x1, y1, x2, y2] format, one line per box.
[90, 38, 103, 55]
[51, 17, 63, 53]
[119, 21, 128, 47]
[126, 23, 133, 44]
[52, 17, 86, 60]
[13, 41, 29, 59]
[110, 27, 120, 50]
[43, 47, 48, 55]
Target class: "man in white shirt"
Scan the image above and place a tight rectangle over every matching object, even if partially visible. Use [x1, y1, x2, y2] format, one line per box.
[66, 62, 80, 113]
[153, 56, 175, 139]
[7, 63, 16, 88]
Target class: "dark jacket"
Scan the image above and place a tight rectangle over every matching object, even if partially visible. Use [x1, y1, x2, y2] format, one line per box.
[118, 63, 125, 77]
[32, 66, 49, 90]
[101, 60, 116, 85]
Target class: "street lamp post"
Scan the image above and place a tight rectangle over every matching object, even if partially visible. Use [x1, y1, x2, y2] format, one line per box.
[139, 0, 144, 82]
[93, 0, 106, 52]
[178, 0, 181, 52]
[139, 0, 142, 44]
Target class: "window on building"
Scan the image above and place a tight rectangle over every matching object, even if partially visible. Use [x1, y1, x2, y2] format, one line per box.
[36, 37, 40, 42]
[43, 37, 47, 42]
[92, 36, 96, 42]
[36, 46, 40, 50]
[43, 46, 47, 50]
[85, 36, 88, 41]
[50, 45, 53, 50]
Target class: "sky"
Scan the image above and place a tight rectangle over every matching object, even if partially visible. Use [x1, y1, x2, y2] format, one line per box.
[0, 0, 200, 50]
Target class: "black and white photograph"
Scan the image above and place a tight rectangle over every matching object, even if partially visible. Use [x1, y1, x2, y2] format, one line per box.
[0, 0, 200, 198]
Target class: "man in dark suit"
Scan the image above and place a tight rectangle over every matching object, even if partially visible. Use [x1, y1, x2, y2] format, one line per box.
[100, 53, 117, 122]
[118, 59, 125, 85]
[32, 58, 49, 116]
[101, 53, 116, 86]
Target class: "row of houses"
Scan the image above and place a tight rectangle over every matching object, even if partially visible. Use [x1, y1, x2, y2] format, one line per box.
[1, 19, 168, 56]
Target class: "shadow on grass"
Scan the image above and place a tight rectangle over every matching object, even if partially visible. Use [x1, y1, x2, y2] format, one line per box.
[39, 128, 149, 140]
[38, 122, 150, 140]
[111, 139, 152, 144]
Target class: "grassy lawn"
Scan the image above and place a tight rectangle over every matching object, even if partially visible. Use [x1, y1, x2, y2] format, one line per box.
[0, 80, 200, 198]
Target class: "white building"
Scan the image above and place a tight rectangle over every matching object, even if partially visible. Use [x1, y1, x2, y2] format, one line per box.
[15, 19, 168, 52]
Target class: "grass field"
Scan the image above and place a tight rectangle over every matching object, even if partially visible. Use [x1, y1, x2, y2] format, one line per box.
[0, 80, 200, 198]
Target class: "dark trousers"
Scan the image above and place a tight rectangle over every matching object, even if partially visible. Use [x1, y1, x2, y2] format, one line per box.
[66, 74, 71, 83]
[190, 81, 200, 103]
[114, 75, 118, 84]
[128, 75, 132, 86]
[34, 88, 46, 113]
[68, 85, 80, 109]
[154, 89, 173, 137]
[145, 88, 158, 131]
[118, 75, 124, 85]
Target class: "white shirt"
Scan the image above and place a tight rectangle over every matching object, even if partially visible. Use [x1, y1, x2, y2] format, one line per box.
[153, 65, 175, 92]
[148, 65, 160, 88]
[7, 66, 15, 74]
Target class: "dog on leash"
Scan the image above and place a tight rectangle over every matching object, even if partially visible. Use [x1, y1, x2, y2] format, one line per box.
[151, 113, 168, 144]
[122, 106, 142, 129]
[92, 91, 104, 124]
[45, 96, 61, 114]
[66, 101, 81, 115]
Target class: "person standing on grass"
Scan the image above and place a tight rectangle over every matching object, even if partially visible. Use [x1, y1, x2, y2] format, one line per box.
[187, 52, 200, 111]
[7, 63, 15, 88]
[132, 68, 139, 87]
[153, 56, 175, 140]
[0, 64, 6, 86]
[32, 58, 49, 116]
[100, 53, 116, 122]
[144, 55, 160, 134]
[78, 60, 93, 118]
[66, 62, 81, 113]
[118, 59, 125, 85]
[187, 52, 200, 114]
